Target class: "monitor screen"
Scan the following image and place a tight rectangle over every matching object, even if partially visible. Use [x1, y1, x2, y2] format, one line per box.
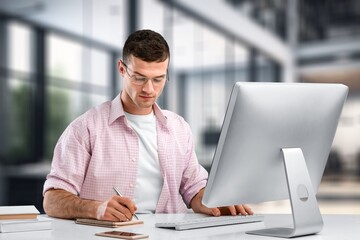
[202, 82, 348, 237]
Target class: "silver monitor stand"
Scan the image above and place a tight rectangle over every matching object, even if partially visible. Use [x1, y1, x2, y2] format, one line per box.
[247, 148, 323, 238]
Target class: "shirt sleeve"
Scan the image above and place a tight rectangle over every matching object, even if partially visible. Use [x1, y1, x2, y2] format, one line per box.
[43, 119, 92, 196]
[179, 122, 208, 207]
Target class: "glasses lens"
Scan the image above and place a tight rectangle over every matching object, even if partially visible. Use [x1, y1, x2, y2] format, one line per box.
[123, 61, 167, 86]
[132, 76, 147, 85]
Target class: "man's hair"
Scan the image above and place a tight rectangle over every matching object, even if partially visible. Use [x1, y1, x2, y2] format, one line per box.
[122, 29, 170, 64]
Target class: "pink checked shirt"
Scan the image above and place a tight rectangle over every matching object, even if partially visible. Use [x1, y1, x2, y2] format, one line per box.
[43, 94, 208, 213]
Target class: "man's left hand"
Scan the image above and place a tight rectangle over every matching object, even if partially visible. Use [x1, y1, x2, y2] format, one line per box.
[190, 188, 254, 216]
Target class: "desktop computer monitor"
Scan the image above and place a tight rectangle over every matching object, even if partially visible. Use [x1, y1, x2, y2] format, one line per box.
[202, 82, 348, 238]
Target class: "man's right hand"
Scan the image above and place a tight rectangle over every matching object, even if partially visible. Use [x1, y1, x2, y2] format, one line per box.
[96, 195, 137, 221]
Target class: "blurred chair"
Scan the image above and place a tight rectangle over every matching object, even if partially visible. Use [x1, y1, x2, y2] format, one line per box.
[357, 151, 360, 178]
[324, 150, 343, 181]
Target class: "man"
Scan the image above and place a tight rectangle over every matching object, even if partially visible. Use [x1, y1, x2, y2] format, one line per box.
[43, 29, 253, 221]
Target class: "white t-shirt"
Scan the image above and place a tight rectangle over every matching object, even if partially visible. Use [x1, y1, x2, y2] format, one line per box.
[124, 111, 163, 213]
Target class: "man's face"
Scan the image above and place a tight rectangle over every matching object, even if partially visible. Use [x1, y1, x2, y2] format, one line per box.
[118, 56, 168, 115]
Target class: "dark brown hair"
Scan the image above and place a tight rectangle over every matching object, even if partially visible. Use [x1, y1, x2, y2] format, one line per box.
[122, 29, 170, 64]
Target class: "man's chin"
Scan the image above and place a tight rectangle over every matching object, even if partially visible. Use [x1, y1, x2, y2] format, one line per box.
[137, 101, 155, 109]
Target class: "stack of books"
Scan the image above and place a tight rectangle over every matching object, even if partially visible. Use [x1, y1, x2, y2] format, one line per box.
[0, 205, 52, 233]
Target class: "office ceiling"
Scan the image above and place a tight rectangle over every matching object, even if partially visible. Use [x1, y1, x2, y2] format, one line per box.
[1, 0, 359, 88]
[0, 0, 127, 48]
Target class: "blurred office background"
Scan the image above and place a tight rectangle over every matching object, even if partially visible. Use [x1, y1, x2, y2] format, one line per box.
[0, 0, 359, 214]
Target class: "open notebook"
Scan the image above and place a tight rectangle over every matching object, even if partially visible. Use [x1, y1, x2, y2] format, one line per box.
[75, 218, 143, 228]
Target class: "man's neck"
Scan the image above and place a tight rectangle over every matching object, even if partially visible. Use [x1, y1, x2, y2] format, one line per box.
[120, 91, 153, 115]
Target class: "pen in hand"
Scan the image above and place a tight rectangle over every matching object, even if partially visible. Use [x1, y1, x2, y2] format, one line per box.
[113, 187, 139, 220]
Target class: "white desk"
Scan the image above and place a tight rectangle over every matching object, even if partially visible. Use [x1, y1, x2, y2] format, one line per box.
[0, 214, 358, 240]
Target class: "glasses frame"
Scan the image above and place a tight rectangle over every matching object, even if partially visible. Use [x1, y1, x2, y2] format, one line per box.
[121, 60, 169, 87]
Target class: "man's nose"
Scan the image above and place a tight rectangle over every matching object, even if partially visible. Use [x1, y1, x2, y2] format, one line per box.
[142, 79, 154, 93]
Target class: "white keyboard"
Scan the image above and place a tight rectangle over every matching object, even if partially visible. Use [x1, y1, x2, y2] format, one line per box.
[155, 214, 264, 231]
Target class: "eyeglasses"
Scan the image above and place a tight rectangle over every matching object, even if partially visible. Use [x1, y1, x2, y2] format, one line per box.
[122, 61, 169, 87]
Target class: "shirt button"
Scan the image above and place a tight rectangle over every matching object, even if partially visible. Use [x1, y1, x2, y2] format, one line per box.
[129, 183, 134, 188]
[131, 157, 136, 162]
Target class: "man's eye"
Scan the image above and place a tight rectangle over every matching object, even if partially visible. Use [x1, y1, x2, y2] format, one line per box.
[153, 77, 164, 83]
[135, 76, 147, 81]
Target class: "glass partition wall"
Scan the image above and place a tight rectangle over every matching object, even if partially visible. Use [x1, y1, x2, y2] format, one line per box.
[0, 0, 359, 214]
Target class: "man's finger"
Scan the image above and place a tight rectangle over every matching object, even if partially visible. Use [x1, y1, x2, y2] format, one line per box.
[109, 207, 130, 222]
[243, 204, 254, 215]
[115, 196, 137, 214]
[235, 204, 251, 215]
[107, 197, 133, 220]
[235, 205, 246, 215]
[227, 205, 237, 215]
[210, 207, 221, 217]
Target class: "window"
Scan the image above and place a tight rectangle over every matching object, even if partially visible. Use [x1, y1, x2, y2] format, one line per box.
[0, 20, 117, 164]
[45, 34, 113, 160]
[3, 21, 35, 163]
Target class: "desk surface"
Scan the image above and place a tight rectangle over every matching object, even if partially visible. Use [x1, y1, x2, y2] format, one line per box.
[0, 214, 359, 240]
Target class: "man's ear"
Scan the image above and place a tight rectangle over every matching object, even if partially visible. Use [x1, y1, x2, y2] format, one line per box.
[118, 60, 125, 75]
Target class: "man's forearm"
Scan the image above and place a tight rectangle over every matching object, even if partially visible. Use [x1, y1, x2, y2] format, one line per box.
[43, 189, 100, 219]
